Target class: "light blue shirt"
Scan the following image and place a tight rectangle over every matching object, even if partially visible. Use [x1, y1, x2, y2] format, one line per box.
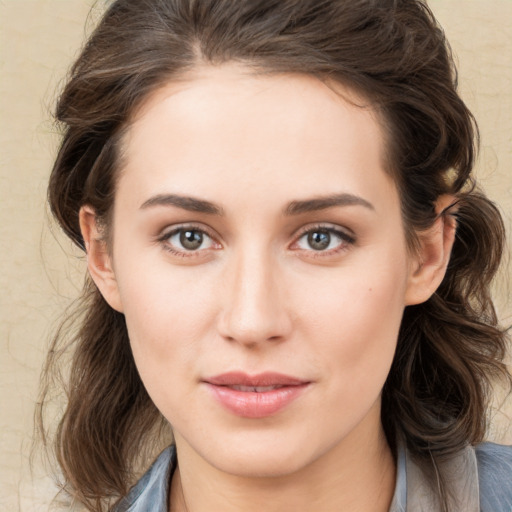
[113, 442, 512, 511]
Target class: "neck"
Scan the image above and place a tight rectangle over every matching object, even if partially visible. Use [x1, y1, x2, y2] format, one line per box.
[170, 414, 395, 512]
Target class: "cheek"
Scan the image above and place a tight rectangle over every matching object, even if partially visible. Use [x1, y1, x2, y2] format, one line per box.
[115, 260, 218, 374]
[116, 268, 222, 424]
[295, 253, 409, 391]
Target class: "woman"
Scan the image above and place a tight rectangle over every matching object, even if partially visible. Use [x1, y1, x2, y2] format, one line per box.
[39, 0, 512, 511]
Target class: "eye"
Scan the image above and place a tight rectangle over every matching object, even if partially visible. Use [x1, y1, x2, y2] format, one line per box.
[159, 226, 217, 254]
[293, 226, 355, 253]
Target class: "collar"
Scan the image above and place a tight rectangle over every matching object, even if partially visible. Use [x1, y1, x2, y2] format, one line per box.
[390, 442, 480, 512]
[114, 443, 480, 511]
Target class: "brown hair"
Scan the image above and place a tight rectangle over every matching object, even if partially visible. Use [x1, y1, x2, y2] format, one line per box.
[38, 0, 511, 510]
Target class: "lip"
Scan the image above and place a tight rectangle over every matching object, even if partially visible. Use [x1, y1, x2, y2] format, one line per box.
[203, 372, 310, 419]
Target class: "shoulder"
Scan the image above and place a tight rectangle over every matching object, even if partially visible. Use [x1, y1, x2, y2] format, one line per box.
[112, 446, 176, 512]
[475, 442, 512, 512]
[398, 441, 512, 512]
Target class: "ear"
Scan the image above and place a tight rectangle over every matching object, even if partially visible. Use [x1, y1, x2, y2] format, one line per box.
[79, 206, 124, 312]
[405, 195, 458, 306]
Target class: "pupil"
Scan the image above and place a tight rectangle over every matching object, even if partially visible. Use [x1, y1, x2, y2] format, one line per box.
[180, 230, 203, 250]
[308, 230, 330, 250]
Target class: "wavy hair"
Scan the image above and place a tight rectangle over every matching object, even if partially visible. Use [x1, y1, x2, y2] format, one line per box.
[38, 0, 510, 510]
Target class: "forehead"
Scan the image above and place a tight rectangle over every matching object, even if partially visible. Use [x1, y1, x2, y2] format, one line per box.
[117, 64, 396, 213]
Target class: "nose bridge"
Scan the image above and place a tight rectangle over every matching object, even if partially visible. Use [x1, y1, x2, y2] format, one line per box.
[218, 242, 290, 345]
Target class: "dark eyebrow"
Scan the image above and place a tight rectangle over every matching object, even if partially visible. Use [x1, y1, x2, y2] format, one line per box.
[284, 193, 374, 215]
[140, 194, 224, 215]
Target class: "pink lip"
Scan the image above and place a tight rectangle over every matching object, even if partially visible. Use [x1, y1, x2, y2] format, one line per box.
[203, 372, 310, 419]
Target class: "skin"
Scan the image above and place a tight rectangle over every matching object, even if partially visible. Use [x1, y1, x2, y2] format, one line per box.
[81, 65, 456, 512]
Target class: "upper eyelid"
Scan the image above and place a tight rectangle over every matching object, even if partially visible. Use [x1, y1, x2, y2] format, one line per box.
[158, 222, 217, 239]
[293, 223, 355, 240]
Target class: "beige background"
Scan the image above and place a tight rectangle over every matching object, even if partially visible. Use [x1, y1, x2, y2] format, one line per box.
[1, 1, 511, 510]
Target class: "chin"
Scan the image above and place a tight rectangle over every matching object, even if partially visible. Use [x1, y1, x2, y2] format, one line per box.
[212, 449, 311, 479]
[190, 426, 337, 479]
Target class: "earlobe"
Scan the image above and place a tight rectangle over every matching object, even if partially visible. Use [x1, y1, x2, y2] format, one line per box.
[79, 206, 124, 312]
[405, 195, 458, 306]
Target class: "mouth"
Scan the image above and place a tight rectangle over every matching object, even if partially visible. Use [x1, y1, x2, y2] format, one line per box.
[227, 384, 288, 392]
[203, 372, 311, 418]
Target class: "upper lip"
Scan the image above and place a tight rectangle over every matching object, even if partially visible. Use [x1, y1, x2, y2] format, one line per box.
[204, 371, 308, 387]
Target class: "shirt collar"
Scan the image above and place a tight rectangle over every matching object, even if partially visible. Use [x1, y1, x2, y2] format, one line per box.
[114, 442, 479, 511]
[390, 441, 480, 512]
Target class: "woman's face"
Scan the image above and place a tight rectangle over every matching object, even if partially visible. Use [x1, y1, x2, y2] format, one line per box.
[93, 65, 424, 477]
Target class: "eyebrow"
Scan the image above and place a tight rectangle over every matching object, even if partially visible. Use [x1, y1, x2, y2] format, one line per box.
[284, 193, 374, 215]
[140, 194, 224, 215]
[139, 192, 374, 216]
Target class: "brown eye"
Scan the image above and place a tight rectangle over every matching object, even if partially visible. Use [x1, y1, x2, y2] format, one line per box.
[307, 230, 331, 251]
[162, 227, 215, 253]
[293, 226, 355, 255]
[179, 229, 204, 250]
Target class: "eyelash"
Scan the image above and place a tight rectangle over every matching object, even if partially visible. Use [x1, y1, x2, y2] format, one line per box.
[156, 223, 356, 259]
[292, 224, 356, 258]
[157, 224, 220, 258]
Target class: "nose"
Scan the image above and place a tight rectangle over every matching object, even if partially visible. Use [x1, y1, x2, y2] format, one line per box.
[217, 248, 292, 347]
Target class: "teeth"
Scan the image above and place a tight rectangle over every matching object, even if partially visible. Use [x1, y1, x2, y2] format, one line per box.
[230, 385, 282, 392]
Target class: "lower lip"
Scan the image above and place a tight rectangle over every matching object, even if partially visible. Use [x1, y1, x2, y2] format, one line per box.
[205, 383, 309, 418]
